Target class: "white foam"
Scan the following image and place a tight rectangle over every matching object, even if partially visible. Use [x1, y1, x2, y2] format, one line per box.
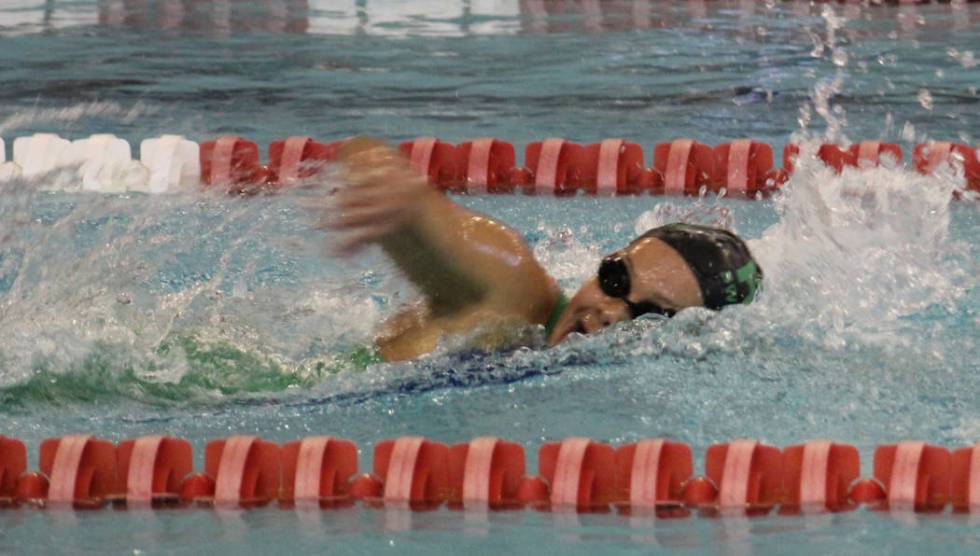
[748, 147, 961, 351]
[139, 135, 201, 194]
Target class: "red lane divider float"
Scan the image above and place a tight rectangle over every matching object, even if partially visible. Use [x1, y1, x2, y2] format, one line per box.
[458, 138, 516, 194]
[784, 141, 904, 175]
[712, 139, 777, 197]
[521, 437, 616, 511]
[399, 137, 463, 191]
[874, 441, 950, 512]
[200, 136, 270, 193]
[781, 440, 860, 514]
[280, 436, 358, 508]
[784, 143, 843, 174]
[704, 440, 777, 513]
[853, 141, 903, 169]
[116, 435, 192, 504]
[5, 434, 980, 515]
[17, 435, 117, 507]
[180, 435, 281, 507]
[582, 139, 652, 195]
[952, 443, 980, 513]
[269, 136, 339, 186]
[352, 436, 451, 510]
[614, 439, 692, 514]
[520, 138, 585, 196]
[654, 139, 714, 196]
[698, 439, 782, 516]
[914, 141, 980, 195]
[448, 436, 525, 509]
[0, 437, 26, 503]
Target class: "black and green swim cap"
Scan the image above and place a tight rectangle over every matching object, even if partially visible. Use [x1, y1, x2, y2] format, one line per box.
[635, 223, 763, 310]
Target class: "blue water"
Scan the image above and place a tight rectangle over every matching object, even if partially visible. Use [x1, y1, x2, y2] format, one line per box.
[0, 1, 979, 554]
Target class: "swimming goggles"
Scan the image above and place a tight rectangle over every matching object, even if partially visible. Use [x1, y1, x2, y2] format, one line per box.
[597, 253, 675, 319]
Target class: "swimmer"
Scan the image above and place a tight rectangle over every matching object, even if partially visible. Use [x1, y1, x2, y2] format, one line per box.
[325, 137, 763, 362]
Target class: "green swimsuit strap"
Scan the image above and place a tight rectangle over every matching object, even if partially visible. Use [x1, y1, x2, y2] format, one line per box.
[544, 290, 570, 337]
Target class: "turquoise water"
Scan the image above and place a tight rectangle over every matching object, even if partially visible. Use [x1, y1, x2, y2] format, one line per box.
[1, 1, 979, 554]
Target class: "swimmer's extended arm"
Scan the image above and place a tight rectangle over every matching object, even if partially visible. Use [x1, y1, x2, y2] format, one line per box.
[327, 137, 558, 323]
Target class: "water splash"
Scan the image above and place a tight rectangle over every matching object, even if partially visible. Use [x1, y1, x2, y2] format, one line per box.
[751, 152, 968, 351]
[520, 149, 973, 403]
[633, 201, 734, 236]
[0, 167, 391, 407]
[3, 150, 971, 409]
[799, 5, 850, 143]
[0, 101, 151, 135]
[531, 223, 603, 290]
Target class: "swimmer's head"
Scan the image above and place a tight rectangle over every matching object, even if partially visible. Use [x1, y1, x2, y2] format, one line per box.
[546, 223, 763, 346]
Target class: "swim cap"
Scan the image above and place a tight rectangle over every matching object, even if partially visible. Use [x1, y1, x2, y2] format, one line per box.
[635, 223, 763, 310]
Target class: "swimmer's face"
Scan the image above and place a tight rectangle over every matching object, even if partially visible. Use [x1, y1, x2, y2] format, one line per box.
[546, 237, 704, 346]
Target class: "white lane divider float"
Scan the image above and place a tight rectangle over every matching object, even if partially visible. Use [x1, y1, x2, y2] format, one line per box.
[64, 134, 148, 193]
[0, 137, 23, 182]
[12, 133, 72, 188]
[140, 135, 201, 194]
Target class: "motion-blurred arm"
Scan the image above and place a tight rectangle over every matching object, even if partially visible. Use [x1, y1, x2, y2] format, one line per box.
[326, 138, 558, 358]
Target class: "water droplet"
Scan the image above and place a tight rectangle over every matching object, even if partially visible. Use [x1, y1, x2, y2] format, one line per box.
[831, 49, 848, 67]
[917, 89, 934, 111]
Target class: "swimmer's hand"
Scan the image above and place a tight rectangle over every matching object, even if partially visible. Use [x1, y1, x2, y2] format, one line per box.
[322, 137, 439, 256]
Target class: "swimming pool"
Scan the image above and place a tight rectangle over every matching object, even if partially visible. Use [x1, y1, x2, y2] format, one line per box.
[0, 1, 978, 554]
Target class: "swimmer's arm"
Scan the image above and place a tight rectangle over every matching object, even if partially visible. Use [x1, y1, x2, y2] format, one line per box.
[329, 138, 558, 322]
[379, 193, 555, 318]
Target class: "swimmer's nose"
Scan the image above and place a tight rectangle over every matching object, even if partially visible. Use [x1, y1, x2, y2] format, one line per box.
[579, 313, 603, 334]
[599, 303, 629, 328]
[582, 307, 624, 333]
[547, 297, 632, 346]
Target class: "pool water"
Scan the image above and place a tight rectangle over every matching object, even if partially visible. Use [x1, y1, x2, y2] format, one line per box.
[0, 1, 978, 554]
